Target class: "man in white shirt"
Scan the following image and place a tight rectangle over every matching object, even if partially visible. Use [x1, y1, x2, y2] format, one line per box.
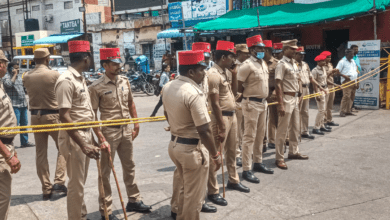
[335, 49, 358, 117]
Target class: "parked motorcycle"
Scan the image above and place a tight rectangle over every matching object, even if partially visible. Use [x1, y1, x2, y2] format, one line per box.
[127, 71, 155, 96]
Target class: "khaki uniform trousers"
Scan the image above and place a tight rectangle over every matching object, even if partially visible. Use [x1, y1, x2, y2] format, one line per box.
[242, 99, 267, 171]
[325, 84, 335, 123]
[314, 92, 329, 129]
[31, 114, 67, 194]
[275, 95, 300, 161]
[340, 80, 358, 114]
[268, 99, 279, 144]
[236, 106, 244, 158]
[168, 139, 209, 220]
[59, 129, 92, 220]
[208, 113, 239, 195]
[0, 144, 14, 220]
[99, 125, 140, 216]
[299, 87, 310, 135]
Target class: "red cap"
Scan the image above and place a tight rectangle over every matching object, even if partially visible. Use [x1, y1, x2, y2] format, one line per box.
[100, 48, 122, 63]
[263, 40, 273, 48]
[315, 54, 327, 62]
[273, 43, 283, 50]
[192, 42, 211, 53]
[246, 35, 265, 48]
[68, 41, 90, 54]
[178, 51, 207, 66]
[216, 40, 235, 53]
[320, 51, 332, 57]
[296, 46, 305, 52]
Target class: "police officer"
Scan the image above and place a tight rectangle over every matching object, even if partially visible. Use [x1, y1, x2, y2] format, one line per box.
[207, 41, 249, 207]
[23, 48, 67, 200]
[55, 41, 100, 220]
[263, 40, 279, 149]
[275, 40, 309, 170]
[238, 35, 274, 184]
[0, 49, 21, 220]
[163, 50, 222, 220]
[311, 55, 333, 135]
[89, 48, 151, 220]
[234, 44, 250, 167]
[273, 43, 284, 60]
[321, 51, 341, 127]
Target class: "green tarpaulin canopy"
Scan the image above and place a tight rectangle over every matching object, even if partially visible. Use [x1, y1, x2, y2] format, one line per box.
[194, 0, 390, 31]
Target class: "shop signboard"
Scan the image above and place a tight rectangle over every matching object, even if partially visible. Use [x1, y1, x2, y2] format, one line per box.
[92, 32, 102, 69]
[262, 0, 292, 7]
[21, 35, 34, 46]
[294, 0, 331, 3]
[168, 0, 227, 22]
[153, 41, 171, 71]
[61, 19, 81, 34]
[348, 40, 381, 110]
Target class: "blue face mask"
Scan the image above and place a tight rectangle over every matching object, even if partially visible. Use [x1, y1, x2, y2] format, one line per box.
[256, 52, 265, 59]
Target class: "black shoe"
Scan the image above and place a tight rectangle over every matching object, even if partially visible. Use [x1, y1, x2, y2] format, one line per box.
[312, 129, 325, 135]
[253, 163, 274, 174]
[101, 214, 119, 220]
[268, 143, 275, 149]
[201, 204, 217, 213]
[171, 211, 177, 220]
[242, 171, 260, 184]
[226, 182, 250, 193]
[327, 121, 339, 126]
[325, 125, 332, 130]
[126, 201, 152, 212]
[150, 114, 156, 117]
[43, 192, 52, 201]
[301, 134, 315, 139]
[320, 127, 331, 132]
[263, 145, 267, 153]
[207, 194, 227, 206]
[52, 184, 67, 194]
[236, 157, 242, 167]
[21, 142, 35, 148]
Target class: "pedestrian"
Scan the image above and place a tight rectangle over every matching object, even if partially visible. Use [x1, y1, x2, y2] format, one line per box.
[274, 39, 309, 170]
[0, 49, 21, 220]
[238, 35, 274, 183]
[22, 48, 67, 201]
[233, 44, 250, 167]
[2, 62, 34, 148]
[89, 48, 152, 220]
[55, 41, 100, 220]
[263, 40, 279, 149]
[207, 40, 250, 207]
[336, 49, 359, 117]
[150, 63, 170, 117]
[311, 55, 333, 135]
[163, 50, 222, 220]
[273, 42, 284, 60]
[321, 51, 341, 127]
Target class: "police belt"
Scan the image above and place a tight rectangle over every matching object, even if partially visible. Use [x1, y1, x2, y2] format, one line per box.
[321, 84, 328, 89]
[244, 97, 265, 103]
[0, 137, 14, 145]
[222, 111, 235, 117]
[284, 92, 300, 97]
[302, 84, 309, 88]
[31, 109, 59, 116]
[171, 135, 199, 145]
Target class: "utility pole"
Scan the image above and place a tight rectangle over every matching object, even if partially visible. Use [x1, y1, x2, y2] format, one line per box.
[181, 5, 187, 50]
[25, 0, 28, 19]
[161, 0, 167, 50]
[82, 0, 87, 40]
[110, 0, 115, 22]
[7, 0, 13, 58]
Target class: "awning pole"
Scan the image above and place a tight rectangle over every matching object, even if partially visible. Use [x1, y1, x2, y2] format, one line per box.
[181, 6, 187, 50]
[257, 8, 260, 27]
[374, 14, 377, 40]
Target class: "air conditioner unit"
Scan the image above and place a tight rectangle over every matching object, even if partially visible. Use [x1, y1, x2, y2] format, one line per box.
[44, 15, 53, 23]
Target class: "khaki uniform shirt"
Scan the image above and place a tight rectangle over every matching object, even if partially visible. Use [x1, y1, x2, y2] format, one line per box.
[237, 56, 269, 98]
[267, 57, 279, 90]
[296, 61, 312, 85]
[0, 81, 17, 139]
[23, 64, 60, 110]
[207, 64, 235, 111]
[162, 76, 210, 139]
[89, 74, 132, 121]
[275, 56, 300, 93]
[324, 63, 334, 84]
[55, 67, 95, 123]
[311, 65, 328, 87]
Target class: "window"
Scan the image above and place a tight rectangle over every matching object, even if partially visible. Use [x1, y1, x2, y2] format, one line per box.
[32, 5, 40, 11]
[0, 11, 8, 18]
[45, 4, 53, 10]
[75, 0, 80, 3]
[64, 1, 73, 9]
[16, 9, 23, 14]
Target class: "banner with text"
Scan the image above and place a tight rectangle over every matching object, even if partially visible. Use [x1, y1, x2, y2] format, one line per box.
[348, 40, 381, 110]
[153, 41, 171, 71]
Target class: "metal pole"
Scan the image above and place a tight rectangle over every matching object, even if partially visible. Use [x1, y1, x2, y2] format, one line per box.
[110, 0, 115, 22]
[374, 15, 377, 40]
[25, 0, 29, 19]
[7, 0, 14, 59]
[257, 8, 260, 27]
[82, 0, 87, 40]
[161, 0, 167, 50]
[181, 5, 187, 50]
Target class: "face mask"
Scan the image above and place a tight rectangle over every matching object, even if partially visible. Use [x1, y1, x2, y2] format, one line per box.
[256, 52, 265, 60]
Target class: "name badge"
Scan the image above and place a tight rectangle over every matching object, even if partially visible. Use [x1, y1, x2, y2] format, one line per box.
[104, 91, 112, 95]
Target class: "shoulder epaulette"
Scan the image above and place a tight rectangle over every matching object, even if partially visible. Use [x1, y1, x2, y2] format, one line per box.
[65, 77, 72, 81]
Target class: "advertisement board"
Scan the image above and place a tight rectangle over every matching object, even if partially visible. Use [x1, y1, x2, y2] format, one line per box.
[294, 0, 330, 3]
[348, 40, 381, 110]
[61, 19, 81, 34]
[168, 0, 227, 22]
[153, 41, 171, 71]
[21, 35, 35, 47]
[92, 32, 102, 69]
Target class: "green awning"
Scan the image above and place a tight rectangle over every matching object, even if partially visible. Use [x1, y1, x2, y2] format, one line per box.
[194, 0, 390, 31]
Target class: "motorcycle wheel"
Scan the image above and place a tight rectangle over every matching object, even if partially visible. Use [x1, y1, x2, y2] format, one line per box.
[143, 83, 155, 96]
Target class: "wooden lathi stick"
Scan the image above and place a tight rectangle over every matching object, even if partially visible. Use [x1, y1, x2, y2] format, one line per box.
[97, 159, 109, 220]
[220, 143, 226, 198]
[108, 155, 128, 220]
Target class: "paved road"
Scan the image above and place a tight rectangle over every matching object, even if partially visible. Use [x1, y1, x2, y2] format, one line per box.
[6, 93, 390, 220]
